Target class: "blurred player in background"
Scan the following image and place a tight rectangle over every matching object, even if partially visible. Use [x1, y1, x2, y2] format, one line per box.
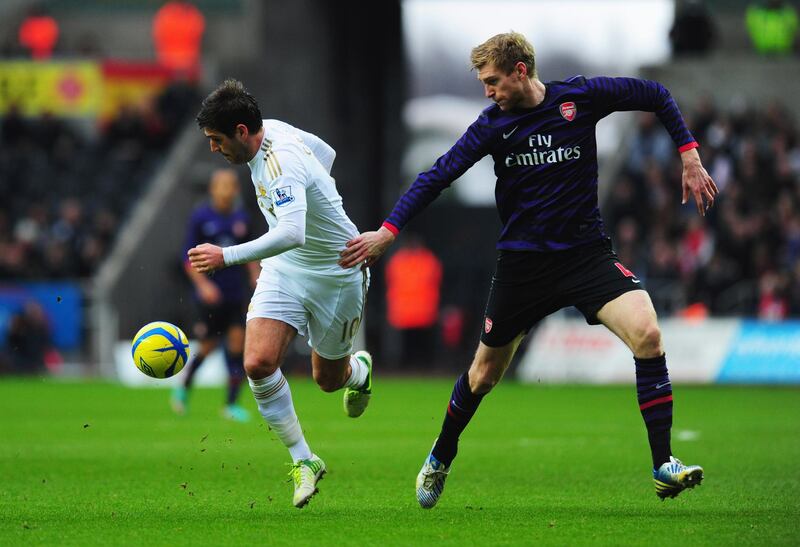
[340, 32, 717, 508]
[190, 79, 373, 508]
[171, 168, 257, 421]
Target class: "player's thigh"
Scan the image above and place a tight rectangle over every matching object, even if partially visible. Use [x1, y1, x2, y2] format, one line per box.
[563, 239, 644, 326]
[481, 251, 560, 349]
[245, 264, 309, 374]
[248, 263, 310, 337]
[468, 333, 525, 394]
[306, 269, 369, 360]
[243, 318, 297, 378]
[595, 289, 661, 355]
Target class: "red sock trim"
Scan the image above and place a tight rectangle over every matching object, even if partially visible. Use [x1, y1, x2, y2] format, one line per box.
[639, 394, 673, 410]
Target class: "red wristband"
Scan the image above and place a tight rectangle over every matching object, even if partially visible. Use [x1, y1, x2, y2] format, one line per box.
[381, 221, 400, 236]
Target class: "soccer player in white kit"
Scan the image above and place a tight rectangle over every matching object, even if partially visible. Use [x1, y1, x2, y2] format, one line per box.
[190, 79, 373, 508]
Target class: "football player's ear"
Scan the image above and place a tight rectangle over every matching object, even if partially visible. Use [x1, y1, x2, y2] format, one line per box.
[235, 123, 249, 140]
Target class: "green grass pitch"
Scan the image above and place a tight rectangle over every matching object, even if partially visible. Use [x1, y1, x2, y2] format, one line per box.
[1, 377, 798, 546]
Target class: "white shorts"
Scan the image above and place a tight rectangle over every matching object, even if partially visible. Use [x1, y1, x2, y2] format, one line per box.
[247, 263, 369, 360]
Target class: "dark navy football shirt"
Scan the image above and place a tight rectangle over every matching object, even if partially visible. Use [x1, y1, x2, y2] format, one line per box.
[384, 76, 698, 251]
[184, 204, 251, 302]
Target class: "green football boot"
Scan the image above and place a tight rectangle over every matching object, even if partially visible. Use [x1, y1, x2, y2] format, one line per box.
[288, 454, 326, 508]
[343, 350, 372, 418]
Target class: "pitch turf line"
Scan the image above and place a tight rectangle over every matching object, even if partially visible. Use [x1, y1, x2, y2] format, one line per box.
[0, 379, 798, 545]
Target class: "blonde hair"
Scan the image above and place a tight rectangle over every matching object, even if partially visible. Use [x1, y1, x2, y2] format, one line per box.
[470, 31, 537, 78]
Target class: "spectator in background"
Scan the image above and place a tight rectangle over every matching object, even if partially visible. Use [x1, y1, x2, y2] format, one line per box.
[33, 111, 80, 164]
[5, 301, 58, 374]
[51, 199, 86, 259]
[152, 1, 205, 74]
[613, 217, 645, 275]
[604, 174, 642, 234]
[746, 0, 799, 55]
[0, 241, 29, 279]
[758, 270, 789, 319]
[385, 235, 443, 368]
[626, 113, 675, 177]
[102, 104, 150, 162]
[18, 5, 58, 60]
[157, 78, 201, 140]
[644, 235, 683, 314]
[669, 0, 716, 57]
[678, 215, 713, 276]
[1, 105, 31, 150]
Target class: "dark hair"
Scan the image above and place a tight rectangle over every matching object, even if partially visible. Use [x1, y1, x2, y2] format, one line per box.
[196, 79, 262, 137]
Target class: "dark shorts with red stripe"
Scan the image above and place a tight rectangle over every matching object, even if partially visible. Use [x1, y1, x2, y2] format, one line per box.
[480, 237, 643, 348]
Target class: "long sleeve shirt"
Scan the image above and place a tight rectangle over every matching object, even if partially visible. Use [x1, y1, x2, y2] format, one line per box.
[384, 76, 697, 252]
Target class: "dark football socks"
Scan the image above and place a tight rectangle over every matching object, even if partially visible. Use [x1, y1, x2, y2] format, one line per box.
[431, 372, 486, 466]
[224, 350, 244, 405]
[635, 354, 673, 469]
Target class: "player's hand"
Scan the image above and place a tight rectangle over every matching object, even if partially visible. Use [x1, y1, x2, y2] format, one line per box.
[188, 243, 226, 274]
[681, 148, 718, 217]
[338, 226, 396, 268]
[198, 282, 222, 305]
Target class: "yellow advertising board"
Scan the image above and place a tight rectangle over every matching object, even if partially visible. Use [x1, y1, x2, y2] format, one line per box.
[0, 61, 185, 119]
[0, 61, 103, 117]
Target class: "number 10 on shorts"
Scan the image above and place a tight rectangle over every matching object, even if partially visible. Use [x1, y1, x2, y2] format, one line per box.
[341, 317, 361, 343]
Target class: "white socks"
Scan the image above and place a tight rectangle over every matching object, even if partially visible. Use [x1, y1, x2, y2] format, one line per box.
[344, 354, 368, 389]
[249, 370, 312, 462]
[249, 358, 366, 462]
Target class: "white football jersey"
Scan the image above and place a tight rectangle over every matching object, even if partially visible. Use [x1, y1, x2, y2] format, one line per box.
[246, 119, 359, 274]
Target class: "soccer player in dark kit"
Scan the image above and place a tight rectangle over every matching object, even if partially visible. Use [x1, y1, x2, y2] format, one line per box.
[171, 168, 258, 422]
[338, 31, 717, 508]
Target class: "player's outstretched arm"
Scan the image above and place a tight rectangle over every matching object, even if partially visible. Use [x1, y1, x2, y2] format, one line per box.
[188, 243, 226, 274]
[680, 147, 718, 216]
[338, 226, 396, 268]
[339, 111, 486, 271]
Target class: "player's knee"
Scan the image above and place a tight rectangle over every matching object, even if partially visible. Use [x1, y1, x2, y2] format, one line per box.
[468, 365, 502, 395]
[633, 323, 662, 357]
[243, 355, 280, 380]
[312, 368, 343, 392]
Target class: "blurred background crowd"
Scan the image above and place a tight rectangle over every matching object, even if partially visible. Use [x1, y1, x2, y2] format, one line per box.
[607, 100, 800, 320]
[0, 0, 798, 375]
[0, 81, 198, 280]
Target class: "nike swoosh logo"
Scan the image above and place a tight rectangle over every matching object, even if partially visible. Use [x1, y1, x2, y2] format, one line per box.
[632, 279, 641, 283]
[502, 126, 519, 139]
[655, 381, 671, 390]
